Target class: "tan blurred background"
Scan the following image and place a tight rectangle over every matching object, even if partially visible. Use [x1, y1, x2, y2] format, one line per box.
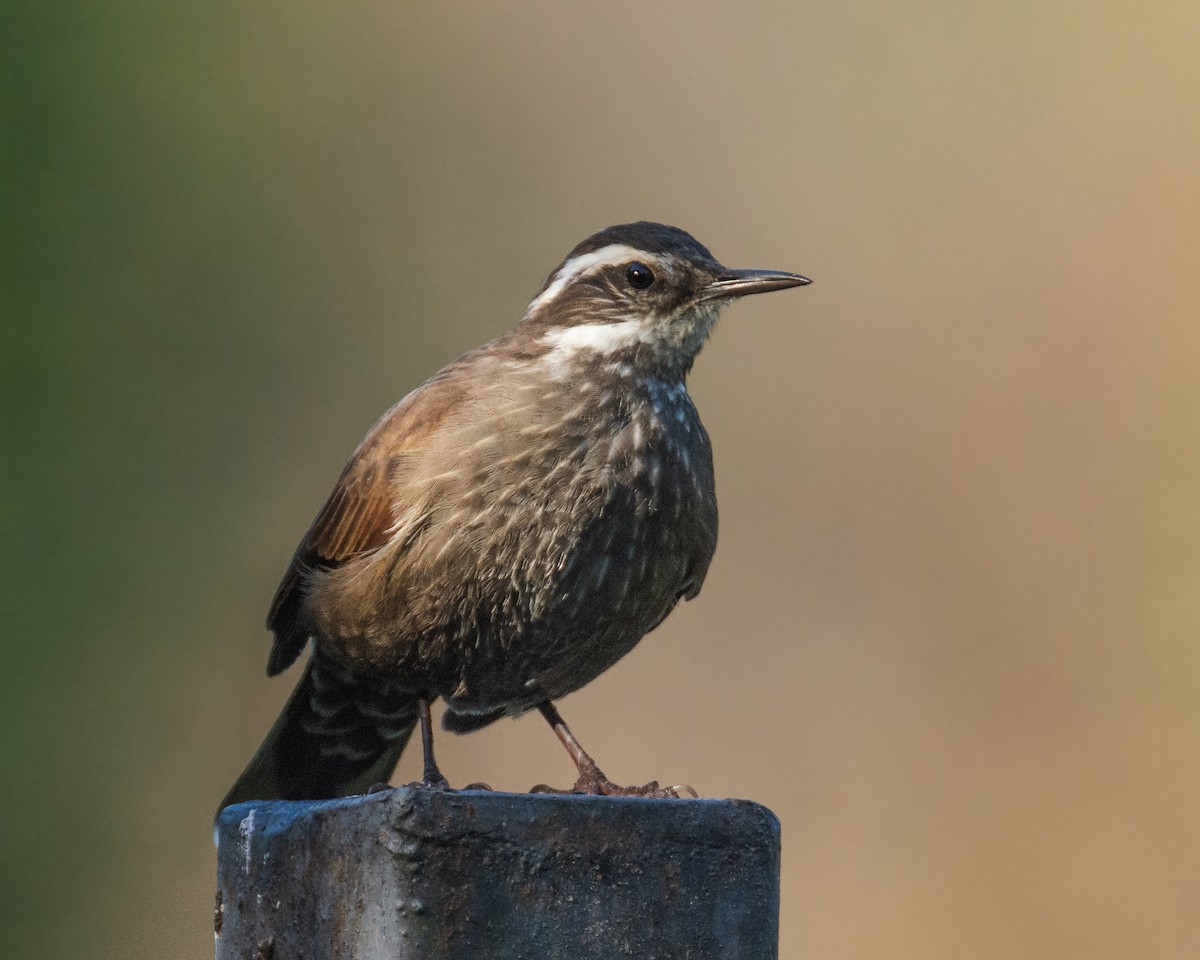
[4, 1, 1199, 957]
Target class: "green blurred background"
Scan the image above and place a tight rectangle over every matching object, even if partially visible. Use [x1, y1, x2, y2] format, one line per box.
[4, 1, 1199, 957]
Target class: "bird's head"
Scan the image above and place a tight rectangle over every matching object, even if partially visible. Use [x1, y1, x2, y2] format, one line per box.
[522, 221, 810, 378]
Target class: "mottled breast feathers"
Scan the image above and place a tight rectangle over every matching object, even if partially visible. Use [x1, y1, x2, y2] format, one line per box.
[264, 336, 718, 702]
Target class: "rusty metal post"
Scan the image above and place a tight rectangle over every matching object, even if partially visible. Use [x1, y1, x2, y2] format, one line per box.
[214, 787, 780, 959]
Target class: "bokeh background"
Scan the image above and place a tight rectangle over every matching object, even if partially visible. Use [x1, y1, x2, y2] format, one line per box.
[4, 1, 1199, 957]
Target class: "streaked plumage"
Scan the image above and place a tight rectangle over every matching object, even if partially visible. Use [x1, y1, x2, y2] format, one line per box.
[222, 221, 808, 809]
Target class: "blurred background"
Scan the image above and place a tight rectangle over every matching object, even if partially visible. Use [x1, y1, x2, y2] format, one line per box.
[4, 1, 1199, 957]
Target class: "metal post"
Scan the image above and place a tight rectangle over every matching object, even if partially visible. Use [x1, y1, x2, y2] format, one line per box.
[215, 787, 780, 959]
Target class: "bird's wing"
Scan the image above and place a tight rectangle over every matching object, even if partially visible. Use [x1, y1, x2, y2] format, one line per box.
[264, 371, 469, 675]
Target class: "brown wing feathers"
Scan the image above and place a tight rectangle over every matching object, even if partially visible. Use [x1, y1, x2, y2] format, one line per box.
[264, 451, 397, 675]
[264, 377, 466, 676]
[307, 458, 396, 562]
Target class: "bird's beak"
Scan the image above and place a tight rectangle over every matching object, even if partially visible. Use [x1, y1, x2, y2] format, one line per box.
[696, 268, 812, 303]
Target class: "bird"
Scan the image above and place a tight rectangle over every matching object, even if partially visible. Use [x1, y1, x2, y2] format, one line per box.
[220, 221, 809, 811]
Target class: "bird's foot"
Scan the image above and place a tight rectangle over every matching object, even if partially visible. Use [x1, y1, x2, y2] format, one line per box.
[403, 768, 451, 791]
[367, 781, 392, 794]
[530, 774, 698, 799]
[577, 776, 698, 798]
[397, 776, 491, 791]
[532, 704, 698, 797]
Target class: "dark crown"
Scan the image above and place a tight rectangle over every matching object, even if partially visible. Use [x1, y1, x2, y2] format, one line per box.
[552, 222, 719, 275]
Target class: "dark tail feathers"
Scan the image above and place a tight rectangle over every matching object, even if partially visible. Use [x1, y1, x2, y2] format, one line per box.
[219, 651, 416, 813]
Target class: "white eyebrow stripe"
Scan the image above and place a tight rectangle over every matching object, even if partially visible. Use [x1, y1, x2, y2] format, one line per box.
[525, 244, 654, 316]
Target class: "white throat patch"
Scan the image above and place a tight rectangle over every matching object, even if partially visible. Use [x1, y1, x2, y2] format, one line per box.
[539, 319, 650, 376]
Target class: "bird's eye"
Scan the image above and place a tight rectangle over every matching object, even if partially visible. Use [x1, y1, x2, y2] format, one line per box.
[625, 262, 654, 290]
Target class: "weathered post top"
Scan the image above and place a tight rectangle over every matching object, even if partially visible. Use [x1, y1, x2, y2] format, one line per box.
[215, 788, 780, 959]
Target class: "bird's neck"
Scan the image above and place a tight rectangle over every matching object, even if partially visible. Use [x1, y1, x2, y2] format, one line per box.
[527, 309, 717, 384]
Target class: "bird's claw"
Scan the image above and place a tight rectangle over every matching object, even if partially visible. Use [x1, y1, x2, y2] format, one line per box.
[529, 777, 698, 799]
[404, 774, 451, 791]
[582, 778, 698, 799]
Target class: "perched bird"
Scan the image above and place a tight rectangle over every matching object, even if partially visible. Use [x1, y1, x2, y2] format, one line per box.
[221, 221, 809, 810]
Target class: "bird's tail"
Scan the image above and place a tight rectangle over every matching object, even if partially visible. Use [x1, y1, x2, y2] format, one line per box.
[219, 650, 416, 813]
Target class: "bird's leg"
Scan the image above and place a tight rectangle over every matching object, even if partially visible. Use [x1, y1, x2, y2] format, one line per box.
[539, 701, 606, 786]
[532, 701, 697, 798]
[415, 695, 450, 789]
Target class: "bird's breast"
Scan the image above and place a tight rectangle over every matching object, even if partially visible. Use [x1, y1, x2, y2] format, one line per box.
[313, 365, 718, 699]
[534, 371, 717, 607]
